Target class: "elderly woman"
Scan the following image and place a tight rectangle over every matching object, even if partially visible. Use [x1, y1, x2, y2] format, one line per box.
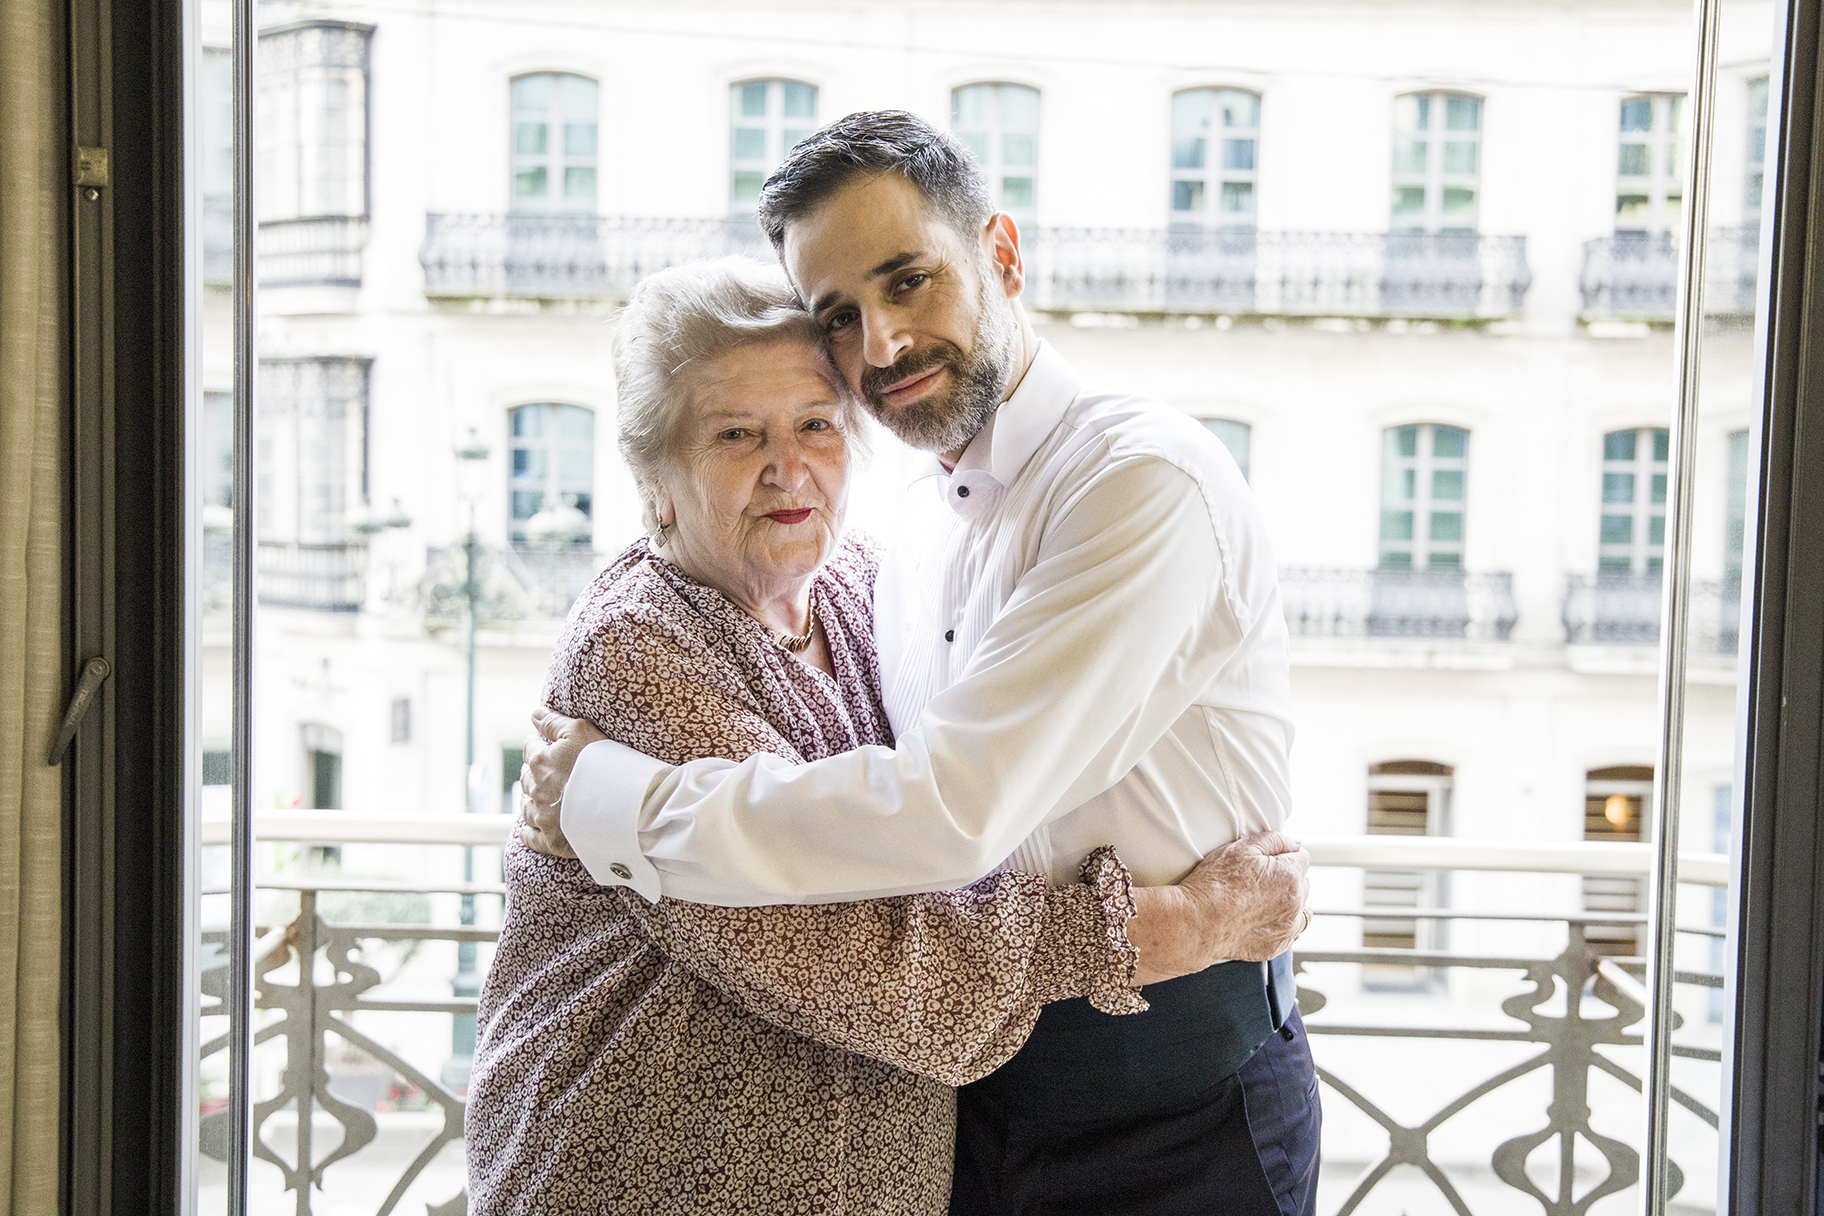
[466, 257, 1218, 1214]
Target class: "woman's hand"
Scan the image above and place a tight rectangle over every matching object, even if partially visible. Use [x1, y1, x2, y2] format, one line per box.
[1125, 831, 1312, 986]
[513, 707, 607, 859]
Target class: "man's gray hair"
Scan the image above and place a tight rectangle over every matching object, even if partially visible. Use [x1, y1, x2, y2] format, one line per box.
[612, 256, 863, 535]
[756, 110, 994, 251]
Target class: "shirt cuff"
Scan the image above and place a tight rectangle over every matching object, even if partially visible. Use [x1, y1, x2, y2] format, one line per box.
[561, 739, 671, 902]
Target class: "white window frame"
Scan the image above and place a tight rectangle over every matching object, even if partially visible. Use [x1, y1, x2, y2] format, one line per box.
[729, 78, 819, 216]
[1170, 88, 1260, 230]
[1364, 762, 1454, 965]
[1391, 90, 1482, 233]
[952, 82, 1040, 226]
[1599, 426, 1669, 573]
[1380, 423, 1469, 568]
[1616, 93, 1686, 236]
[508, 403, 597, 546]
[510, 71, 600, 214]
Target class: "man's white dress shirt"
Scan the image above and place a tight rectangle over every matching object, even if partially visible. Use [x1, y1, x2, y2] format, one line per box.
[562, 342, 1294, 905]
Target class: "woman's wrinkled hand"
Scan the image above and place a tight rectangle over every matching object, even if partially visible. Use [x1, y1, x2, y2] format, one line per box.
[1126, 831, 1311, 985]
[512, 707, 606, 860]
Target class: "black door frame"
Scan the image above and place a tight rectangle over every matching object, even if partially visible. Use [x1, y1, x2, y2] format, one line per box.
[57, 1, 1824, 1213]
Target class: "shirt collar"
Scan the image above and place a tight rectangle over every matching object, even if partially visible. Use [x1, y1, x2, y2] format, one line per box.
[912, 340, 1084, 493]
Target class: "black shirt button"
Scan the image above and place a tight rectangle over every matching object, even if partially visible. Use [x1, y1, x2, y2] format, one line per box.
[945, 630, 955, 642]
[956, 485, 970, 498]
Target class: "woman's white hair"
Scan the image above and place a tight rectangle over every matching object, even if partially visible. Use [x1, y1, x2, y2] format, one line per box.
[612, 256, 866, 537]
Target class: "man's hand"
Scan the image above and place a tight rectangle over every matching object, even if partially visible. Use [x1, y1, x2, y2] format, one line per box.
[513, 707, 607, 859]
[1127, 831, 1311, 985]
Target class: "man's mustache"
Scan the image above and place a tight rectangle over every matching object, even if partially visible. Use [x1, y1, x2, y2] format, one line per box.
[860, 344, 961, 404]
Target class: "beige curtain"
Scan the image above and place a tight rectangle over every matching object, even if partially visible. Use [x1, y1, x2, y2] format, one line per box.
[0, 0, 66, 1205]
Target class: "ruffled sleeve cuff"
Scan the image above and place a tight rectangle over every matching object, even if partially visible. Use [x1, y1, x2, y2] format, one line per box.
[1031, 846, 1150, 1016]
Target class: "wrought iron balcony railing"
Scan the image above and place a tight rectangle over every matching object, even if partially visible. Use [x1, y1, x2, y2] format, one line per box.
[256, 540, 368, 612]
[417, 542, 604, 624]
[1563, 571, 1742, 653]
[193, 818, 1730, 1215]
[200, 199, 371, 289]
[201, 530, 368, 613]
[1579, 227, 1759, 320]
[1281, 567, 1519, 641]
[419, 214, 1531, 319]
[1023, 228, 1532, 319]
[419, 213, 770, 300]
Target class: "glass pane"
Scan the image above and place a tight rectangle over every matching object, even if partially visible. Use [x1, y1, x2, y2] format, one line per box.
[733, 127, 766, 160]
[1392, 139, 1428, 175]
[558, 405, 594, 439]
[1432, 425, 1468, 458]
[739, 81, 766, 117]
[731, 170, 764, 202]
[1002, 133, 1037, 167]
[1000, 83, 1041, 126]
[1391, 185, 1426, 217]
[952, 82, 990, 126]
[782, 80, 816, 119]
[1173, 87, 1212, 131]
[560, 73, 597, 114]
[1619, 143, 1651, 175]
[783, 128, 813, 150]
[1428, 512, 1463, 541]
[1605, 472, 1638, 503]
[1381, 511, 1415, 540]
[1220, 89, 1259, 128]
[1444, 94, 1480, 130]
[1440, 186, 1476, 221]
[1393, 92, 1427, 131]
[1173, 137, 1206, 170]
[514, 122, 546, 155]
[1001, 176, 1034, 209]
[1443, 141, 1478, 174]
[1201, 418, 1251, 480]
[510, 72, 550, 110]
[1431, 469, 1464, 500]
[563, 167, 595, 200]
[1606, 429, 1639, 460]
[514, 167, 547, 198]
[564, 123, 596, 157]
[1621, 96, 1655, 131]
[1173, 180, 1203, 211]
[1222, 138, 1255, 171]
[1221, 182, 1253, 214]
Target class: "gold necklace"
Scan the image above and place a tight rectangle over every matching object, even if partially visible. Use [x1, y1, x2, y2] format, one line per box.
[772, 601, 818, 654]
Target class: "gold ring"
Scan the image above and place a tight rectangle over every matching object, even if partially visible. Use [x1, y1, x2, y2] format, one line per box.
[1298, 908, 1312, 937]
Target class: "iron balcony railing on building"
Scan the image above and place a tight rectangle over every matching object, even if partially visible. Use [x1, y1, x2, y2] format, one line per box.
[419, 213, 770, 300]
[1578, 226, 1759, 320]
[256, 540, 368, 612]
[201, 529, 368, 613]
[200, 198, 370, 289]
[418, 214, 1531, 320]
[1023, 229, 1531, 319]
[1281, 567, 1519, 641]
[193, 818, 1730, 1216]
[1563, 571, 1742, 653]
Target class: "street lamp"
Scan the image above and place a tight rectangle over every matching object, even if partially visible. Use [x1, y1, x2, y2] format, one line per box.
[446, 428, 490, 1090]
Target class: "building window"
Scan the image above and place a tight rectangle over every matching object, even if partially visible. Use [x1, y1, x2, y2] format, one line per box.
[1747, 77, 1769, 223]
[257, 22, 371, 221]
[952, 83, 1040, 225]
[509, 404, 595, 546]
[1726, 428, 1751, 583]
[1599, 427, 1669, 572]
[1616, 94, 1686, 236]
[730, 79, 817, 214]
[511, 72, 599, 213]
[1171, 88, 1259, 230]
[390, 698, 412, 744]
[202, 391, 234, 513]
[1584, 765, 1654, 956]
[1391, 91, 1481, 233]
[1201, 418, 1252, 481]
[501, 745, 525, 815]
[1364, 760, 1453, 984]
[257, 359, 370, 545]
[1380, 424, 1468, 567]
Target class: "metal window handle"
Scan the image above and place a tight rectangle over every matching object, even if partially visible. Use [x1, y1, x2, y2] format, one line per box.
[47, 657, 112, 767]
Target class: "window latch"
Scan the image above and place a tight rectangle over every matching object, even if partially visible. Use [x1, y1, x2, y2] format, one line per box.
[47, 657, 112, 767]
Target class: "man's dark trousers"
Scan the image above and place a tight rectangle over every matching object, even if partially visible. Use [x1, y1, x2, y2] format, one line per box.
[948, 958, 1321, 1216]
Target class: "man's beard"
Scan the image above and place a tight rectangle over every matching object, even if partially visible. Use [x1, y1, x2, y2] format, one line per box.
[857, 262, 1018, 454]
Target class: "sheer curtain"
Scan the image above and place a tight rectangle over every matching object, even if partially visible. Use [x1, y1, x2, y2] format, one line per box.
[0, 0, 65, 1205]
